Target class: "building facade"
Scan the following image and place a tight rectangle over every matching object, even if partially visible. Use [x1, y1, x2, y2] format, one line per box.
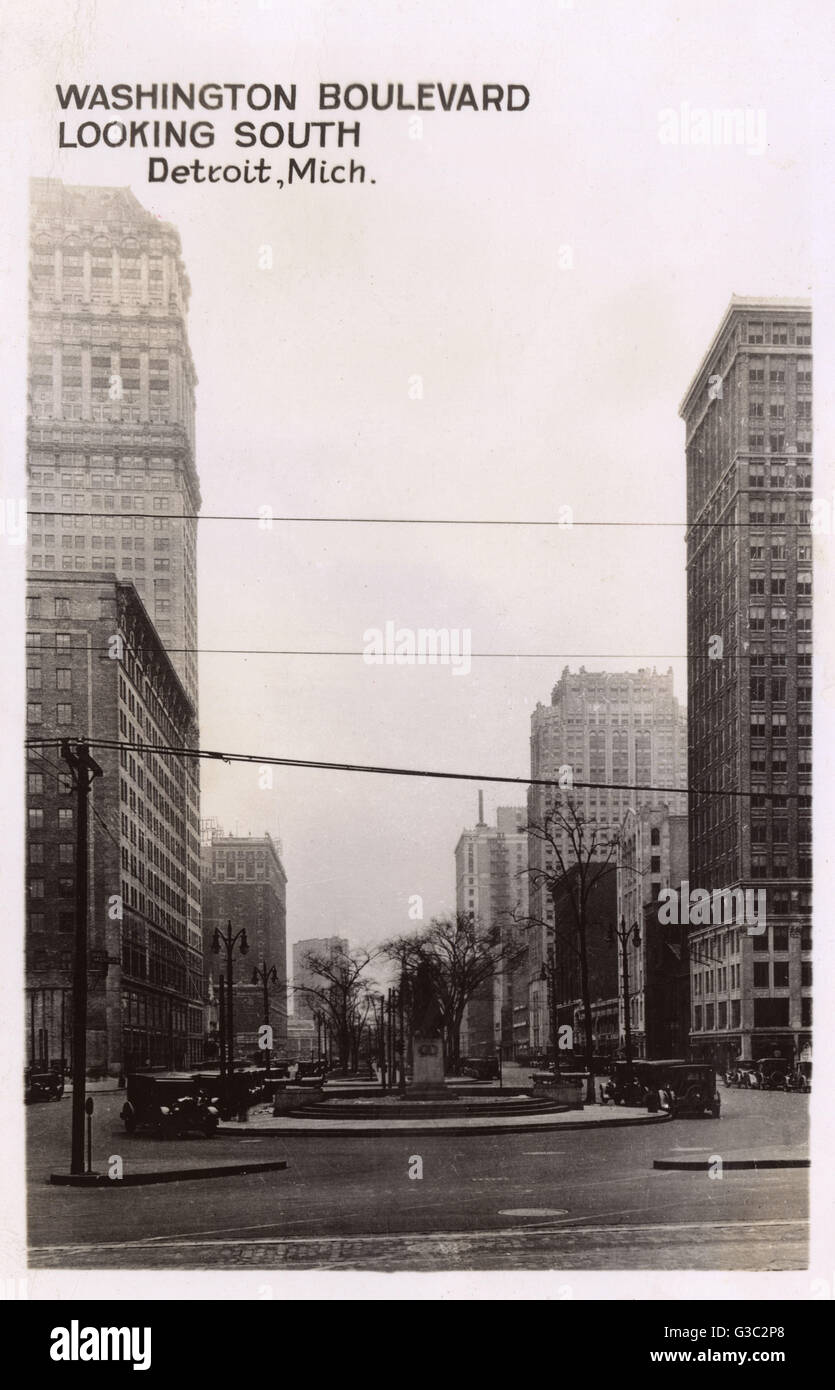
[526, 667, 688, 1053]
[201, 833, 288, 1058]
[616, 805, 689, 1059]
[27, 178, 200, 705]
[681, 296, 812, 1067]
[25, 575, 203, 1074]
[24, 178, 204, 1075]
[292, 937, 350, 1022]
[454, 797, 528, 1058]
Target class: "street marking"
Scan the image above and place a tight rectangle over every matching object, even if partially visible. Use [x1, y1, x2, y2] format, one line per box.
[499, 1209, 569, 1217]
[522, 1150, 566, 1156]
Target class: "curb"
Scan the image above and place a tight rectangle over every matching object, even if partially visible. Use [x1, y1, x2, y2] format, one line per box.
[219, 1112, 672, 1138]
[653, 1157, 809, 1172]
[49, 1159, 289, 1188]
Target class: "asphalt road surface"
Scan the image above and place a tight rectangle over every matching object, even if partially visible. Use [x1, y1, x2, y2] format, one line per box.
[27, 1085, 808, 1271]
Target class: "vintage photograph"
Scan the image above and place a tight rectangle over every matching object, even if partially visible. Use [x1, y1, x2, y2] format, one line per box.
[4, 1, 822, 1294]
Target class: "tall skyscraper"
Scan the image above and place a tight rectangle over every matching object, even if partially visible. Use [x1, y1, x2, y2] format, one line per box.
[27, 178, 200, 704]
[454, 796, 529, 1058]
[681, 297, 812, 1067]
[526, 666, 687, 1054]
[201, 832, 288, 1057]
[24, 180, 204, 1075]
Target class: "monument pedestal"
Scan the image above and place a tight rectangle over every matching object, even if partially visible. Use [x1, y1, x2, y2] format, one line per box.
[410, 1034, 446, 1096]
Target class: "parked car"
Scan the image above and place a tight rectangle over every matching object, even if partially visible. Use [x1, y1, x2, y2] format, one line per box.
[787, 1061, 812, 1093]
[24, 1066, 65, 1103]
[461, 1056, 501, 1081]
[643, 1061, 721, 1118]
[724, 1062, 757, 1088]
[120, 1072, 220, 1137]
[601, 1059, 668, 1107]
[754, 1057, 790, 1091]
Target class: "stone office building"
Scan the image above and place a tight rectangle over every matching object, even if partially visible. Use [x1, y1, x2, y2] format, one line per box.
[201, 833, 289, 1059]
[25, 574, 204, 1073]
[454, 797, 528, 1059]
[526, 667, 687, 1054]
[681, 296, 813, 1066]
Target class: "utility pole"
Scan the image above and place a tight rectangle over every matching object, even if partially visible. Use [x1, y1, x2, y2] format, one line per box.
[61, 740, 102, 1176]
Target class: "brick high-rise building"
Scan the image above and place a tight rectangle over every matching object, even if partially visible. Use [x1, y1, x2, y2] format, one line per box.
[25, 574, 203, 1073]
[681, 297, 813, 1066]
[26, 178, 200, 705]
[454, 796, 528, 1059]
[526, 667, 687, 1055]
[201, 833, 288, 1058]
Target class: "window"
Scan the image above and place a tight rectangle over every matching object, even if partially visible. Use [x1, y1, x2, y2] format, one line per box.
[59, 843, 73, 864]
[28, 808, 44, 829]
[54, 597, 70, 617]
[773, 962, 789, 988]
[56, 668, 72, 690]
[26, 667, 42, 689]
[56, 703, 72, 725]
[27, 773, 43, 794]
[27, 702, 43, 724]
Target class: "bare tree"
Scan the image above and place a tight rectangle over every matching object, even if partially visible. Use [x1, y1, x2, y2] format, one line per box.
[383, 913, 524, 1071]
[295, 944, 378, 1074]
[521, 795, 621, 1101]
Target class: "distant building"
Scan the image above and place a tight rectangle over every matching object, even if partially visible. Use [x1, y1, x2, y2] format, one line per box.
[292, 937, 349, 1022]
[617, 805, 689, 1059]
[25, 574, 203, 1073]
[526, 667, 687, 1054]
[201, 832, 288, 1058]
[454, 796, 528, 1058]
[681, 296, 813, 1066]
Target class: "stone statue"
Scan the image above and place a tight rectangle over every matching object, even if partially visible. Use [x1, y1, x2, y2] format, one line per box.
[411, 960, 443, 1038]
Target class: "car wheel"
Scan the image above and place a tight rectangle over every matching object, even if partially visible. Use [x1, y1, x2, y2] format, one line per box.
[123, 1108, 137, 1134]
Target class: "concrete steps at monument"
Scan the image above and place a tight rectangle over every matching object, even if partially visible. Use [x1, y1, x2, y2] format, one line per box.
[284, 1096, 564, 1121]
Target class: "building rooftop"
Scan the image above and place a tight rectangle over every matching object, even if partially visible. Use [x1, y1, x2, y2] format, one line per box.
[679, 294, 812, 418]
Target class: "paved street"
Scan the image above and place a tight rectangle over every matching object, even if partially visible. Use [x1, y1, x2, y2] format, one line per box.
[27, 1086, 808, 1271]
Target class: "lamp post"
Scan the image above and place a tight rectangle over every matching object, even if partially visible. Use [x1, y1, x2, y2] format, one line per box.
[212, 921, 249, 1113]
[371, 994, 386, 1091]
[540, 954, 560, 1076]
[612, 916, 641, 1082]
[398, 969, 407, 1098]
[252, 960, 278, 1076]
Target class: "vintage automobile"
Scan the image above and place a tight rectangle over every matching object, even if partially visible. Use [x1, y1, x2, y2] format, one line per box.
[643, 1061, 721, 1118]
[24, 1065, 65, 1103]
[724, 1061, 758, 1089]
[600, 1059, 661, 1107]
[754, 1056, 791, 1091]
[787, 1061, 812, 1093]
[461, 1056, 501, 1082]
[120, 1072, 220, 1137]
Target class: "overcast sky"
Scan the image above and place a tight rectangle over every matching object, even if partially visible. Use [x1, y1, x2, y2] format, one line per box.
[6, 0, 818, 971]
